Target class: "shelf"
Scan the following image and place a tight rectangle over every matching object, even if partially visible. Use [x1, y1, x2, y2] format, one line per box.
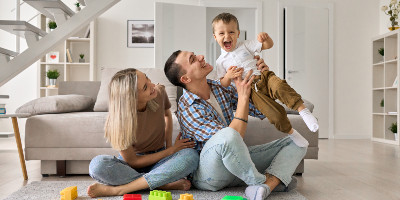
[40, 62, 65, 65]
[373, 88, 385, 90]
[40, 87, 59, 90]
[67, 37, 90, 42]
[373, 61, 384, 66]
[386, 59, 398, 64]
[373, 113, 386, 115]
[66, 63, 90, 65]
[385, 87, 398, 90]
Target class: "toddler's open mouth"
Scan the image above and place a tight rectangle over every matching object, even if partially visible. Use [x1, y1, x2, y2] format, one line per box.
[224, 41, 232, 50]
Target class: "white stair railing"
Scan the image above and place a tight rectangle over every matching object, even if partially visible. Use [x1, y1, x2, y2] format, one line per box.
[0, 0, 120, 87]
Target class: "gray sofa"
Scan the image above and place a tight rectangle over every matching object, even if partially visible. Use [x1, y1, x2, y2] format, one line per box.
[23, 68, 318, 176]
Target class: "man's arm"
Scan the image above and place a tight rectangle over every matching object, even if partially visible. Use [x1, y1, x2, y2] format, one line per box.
[229, 70, 255, 138]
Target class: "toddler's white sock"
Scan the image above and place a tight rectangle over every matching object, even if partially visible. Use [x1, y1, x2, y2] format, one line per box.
[299, 108, 319, 132]
[289, 129, 309, 147]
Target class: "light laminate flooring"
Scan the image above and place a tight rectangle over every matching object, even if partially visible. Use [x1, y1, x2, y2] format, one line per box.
[0, 138, 399, 200]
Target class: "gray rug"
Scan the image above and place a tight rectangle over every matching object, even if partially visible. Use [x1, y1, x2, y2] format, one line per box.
[3, 181, 307, 200]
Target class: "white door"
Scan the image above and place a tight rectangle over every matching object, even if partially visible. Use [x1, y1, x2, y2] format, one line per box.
[283, 4, 332, 138]
[155, 3, 206, 68]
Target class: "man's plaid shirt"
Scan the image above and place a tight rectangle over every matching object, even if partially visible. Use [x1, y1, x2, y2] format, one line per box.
[176, 79, 265, 152]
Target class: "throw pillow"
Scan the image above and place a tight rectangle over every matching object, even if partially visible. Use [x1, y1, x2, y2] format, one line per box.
[93, 68, 177, 112]
[16, 95, 93, 115]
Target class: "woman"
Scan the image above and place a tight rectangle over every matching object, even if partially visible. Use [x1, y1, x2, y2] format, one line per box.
[87, 68, 199, 198]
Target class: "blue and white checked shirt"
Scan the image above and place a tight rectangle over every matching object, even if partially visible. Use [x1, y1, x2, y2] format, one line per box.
[176, 79, 265, 152]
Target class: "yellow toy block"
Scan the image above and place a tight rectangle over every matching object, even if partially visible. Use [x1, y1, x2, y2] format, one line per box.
[179, 193, 194, 200]
[60, 186, 77, 200]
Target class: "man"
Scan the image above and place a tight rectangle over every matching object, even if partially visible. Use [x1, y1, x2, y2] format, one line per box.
[164, 50, 307, 200]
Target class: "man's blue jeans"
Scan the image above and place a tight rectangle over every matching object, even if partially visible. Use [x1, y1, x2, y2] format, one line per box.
[89, 148, 199, 190]
[192, 127, 307, 191]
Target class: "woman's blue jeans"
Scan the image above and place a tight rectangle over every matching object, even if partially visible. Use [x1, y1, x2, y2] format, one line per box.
[192, 127, 307, 191]
[89, 148, 199, 190]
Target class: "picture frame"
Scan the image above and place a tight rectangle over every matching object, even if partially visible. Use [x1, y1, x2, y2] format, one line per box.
[127, 20, 154, 48]
[46, 51, 59, 63]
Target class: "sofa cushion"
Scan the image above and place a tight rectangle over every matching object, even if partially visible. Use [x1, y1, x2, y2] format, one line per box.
[16, 95, 93, 115]
[94, 68, 177, 112]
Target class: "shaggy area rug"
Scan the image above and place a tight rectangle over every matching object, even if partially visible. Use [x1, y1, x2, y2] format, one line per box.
[3, 181, 307, 200]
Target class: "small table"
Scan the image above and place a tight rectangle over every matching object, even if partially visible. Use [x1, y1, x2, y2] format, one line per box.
[0, 113, 31, 180]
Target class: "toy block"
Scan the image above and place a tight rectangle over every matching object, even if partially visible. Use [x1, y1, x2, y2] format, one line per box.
[123, 194, 142, 200]
[149, 190, 172, 200]
[179, 193, 194, 200]
[60, 186, 77, 200]
[221, 196, 247, 200]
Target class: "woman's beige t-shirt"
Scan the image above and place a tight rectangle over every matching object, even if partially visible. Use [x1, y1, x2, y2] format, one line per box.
[133, 85, 171, 153]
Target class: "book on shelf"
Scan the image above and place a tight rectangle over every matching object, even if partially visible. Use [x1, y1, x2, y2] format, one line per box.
[388, 112, 398, 115]
[392, 75, 398, 87]
[84, 25, 90, 38]
[66, 49, 73, 63]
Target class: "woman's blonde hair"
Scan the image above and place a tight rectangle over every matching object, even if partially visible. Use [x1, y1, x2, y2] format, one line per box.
[104, 68, 159, 151]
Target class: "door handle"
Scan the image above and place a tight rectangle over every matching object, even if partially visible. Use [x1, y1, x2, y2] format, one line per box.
[288, 70, 299, 73]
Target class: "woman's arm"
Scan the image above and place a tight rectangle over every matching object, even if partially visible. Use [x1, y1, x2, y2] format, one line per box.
[120, 133, 195, 169]
[164, 109, 173, 148]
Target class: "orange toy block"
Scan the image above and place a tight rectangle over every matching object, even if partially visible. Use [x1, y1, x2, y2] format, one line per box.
[60, 186, 77, 200]
[178, 193, 194, 200]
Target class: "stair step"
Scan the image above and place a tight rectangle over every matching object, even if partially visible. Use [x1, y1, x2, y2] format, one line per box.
[24, 0, 75, 21]
[0, 20, 47, 38]
[0, 47, 18, 57]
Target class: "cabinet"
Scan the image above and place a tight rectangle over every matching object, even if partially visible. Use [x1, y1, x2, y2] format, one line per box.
[372, 30, 400, 145]
[37, 18, 96, 97]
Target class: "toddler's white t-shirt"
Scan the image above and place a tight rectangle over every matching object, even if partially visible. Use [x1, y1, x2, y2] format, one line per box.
[216, 39, 263, 79]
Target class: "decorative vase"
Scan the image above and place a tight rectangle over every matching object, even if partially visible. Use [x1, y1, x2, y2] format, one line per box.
[79, 58, 85, 63]
[387, 21, 400, 31]
[395, 133, 398, 141]
[75, 7, 81, 12]
[49, 78, 57, 86]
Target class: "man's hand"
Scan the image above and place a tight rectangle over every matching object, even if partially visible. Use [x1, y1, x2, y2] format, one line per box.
[233, 69, 254, 100]
[254, 55, 269, 72]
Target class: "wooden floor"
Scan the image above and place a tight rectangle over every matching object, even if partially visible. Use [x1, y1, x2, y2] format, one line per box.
[0, 138, 399, 200]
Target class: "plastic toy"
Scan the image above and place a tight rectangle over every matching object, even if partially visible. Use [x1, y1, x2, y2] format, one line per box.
[123, 194, 142, 200]
[178, 193, 194, 200]
[148, 190, 172, 200]
[60, 186, 77, 200]
[221, 196, 247, 200]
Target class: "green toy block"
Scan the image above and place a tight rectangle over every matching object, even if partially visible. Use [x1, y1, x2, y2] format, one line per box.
[221, 196, 247, 200]
[149, 190, 172, 200]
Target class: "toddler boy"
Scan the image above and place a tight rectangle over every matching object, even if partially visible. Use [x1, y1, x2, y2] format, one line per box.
[213, 13, 318, 147]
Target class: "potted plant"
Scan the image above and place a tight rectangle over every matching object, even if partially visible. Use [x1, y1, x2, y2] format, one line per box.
[75, 2, 81, 12]
[388, 122, 398, 141]
[46, 69, 60, 87]
[378, 48, 384, 61]
[79, 54, 85, 63]
[381, 0, 400, 31]
[380, 99, 384, 107]
[48, 21, 57, 31]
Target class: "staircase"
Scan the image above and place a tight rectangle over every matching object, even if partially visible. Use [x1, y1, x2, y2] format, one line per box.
[0, 0, 120, 87]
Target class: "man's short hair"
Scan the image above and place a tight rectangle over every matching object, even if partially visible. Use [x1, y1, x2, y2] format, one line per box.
[212, 12, 240, 33]
[164, 50, 186, 89]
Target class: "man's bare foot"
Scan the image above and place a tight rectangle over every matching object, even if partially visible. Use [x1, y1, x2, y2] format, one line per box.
[158, 179, 191, 191]
[87, 183, 121, 198]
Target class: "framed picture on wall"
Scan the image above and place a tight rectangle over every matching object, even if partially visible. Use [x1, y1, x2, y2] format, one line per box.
[127, 20, 154, 48]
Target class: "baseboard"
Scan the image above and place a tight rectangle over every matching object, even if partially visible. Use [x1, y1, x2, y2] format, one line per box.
[333, 134, 371, 139]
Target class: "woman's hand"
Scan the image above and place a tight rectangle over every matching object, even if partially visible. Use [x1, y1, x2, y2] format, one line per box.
[254, 55, 269, 72]
[168, 132, 195, 154]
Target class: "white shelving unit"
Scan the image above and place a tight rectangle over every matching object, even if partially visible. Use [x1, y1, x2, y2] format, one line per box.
[372, 29, 400, 145]
[37, 16, 96, 97]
